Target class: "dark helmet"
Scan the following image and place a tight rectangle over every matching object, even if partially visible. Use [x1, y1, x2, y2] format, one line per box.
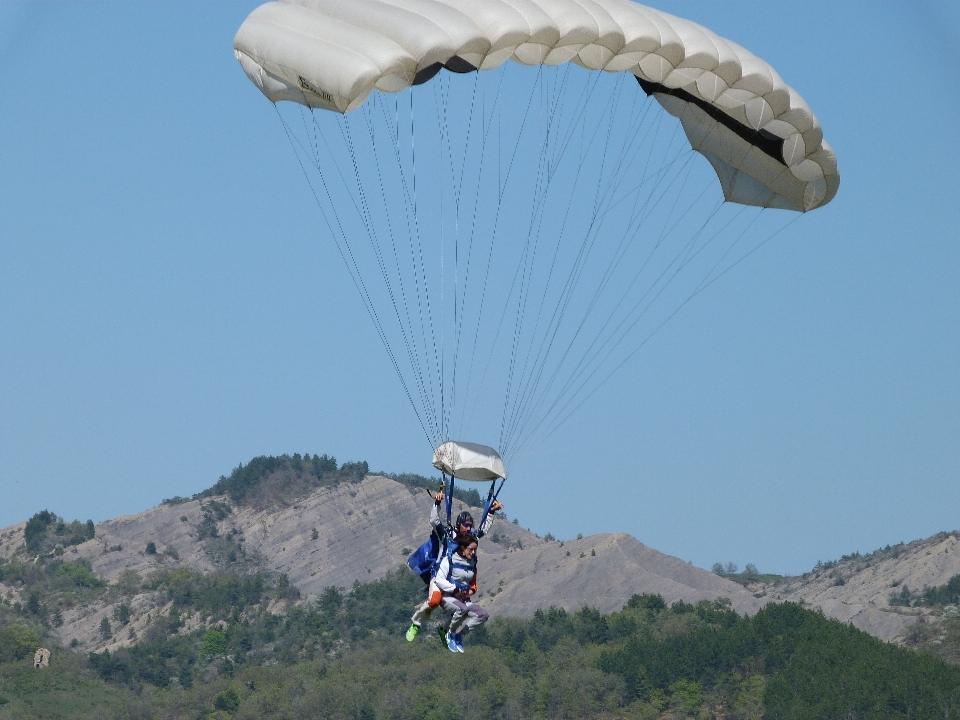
[456, 511, 475, 531]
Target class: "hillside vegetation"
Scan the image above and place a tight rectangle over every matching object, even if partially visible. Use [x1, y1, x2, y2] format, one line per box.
[168, 452, 484, 510]
[4, 453, 960, 717]
[2, 567, 960, 719]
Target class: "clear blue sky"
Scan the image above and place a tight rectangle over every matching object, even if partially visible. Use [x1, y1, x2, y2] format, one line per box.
[2, 1, 958, 576]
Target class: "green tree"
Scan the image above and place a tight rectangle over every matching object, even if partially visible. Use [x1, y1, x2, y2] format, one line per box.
[669, 679, 702, 715]
[100, 617, 112, 640]
[114, 604, 131, 625]
[890, 585, 913, 606]
[53, 560, 103, 588]
[24, 510, 56, 552]
[731, 674, 765, 720]
[200, 628, 228, 659]
[214, 687, 241, 713]
[626, 593, 667, 612]
[0, 625, 42, 662]
[26, 589, 42, 616]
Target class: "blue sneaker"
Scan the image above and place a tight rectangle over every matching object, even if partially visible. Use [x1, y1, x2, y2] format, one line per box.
[454, 633, 465, 653]
[445, 631, 459, 653]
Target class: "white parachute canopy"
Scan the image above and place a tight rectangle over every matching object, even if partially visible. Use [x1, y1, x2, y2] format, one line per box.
[234, 0, 838, 212]
[433, 441, 506, 481]
[233, 0, 840, 469]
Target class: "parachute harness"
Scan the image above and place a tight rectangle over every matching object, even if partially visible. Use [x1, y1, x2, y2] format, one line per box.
[408, 470, 503, 586]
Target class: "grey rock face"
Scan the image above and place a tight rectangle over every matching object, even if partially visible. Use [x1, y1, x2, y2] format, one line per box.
[763, 532, 960, 641]
[481, 533, 765, 617]
[3, 476, 958, 648]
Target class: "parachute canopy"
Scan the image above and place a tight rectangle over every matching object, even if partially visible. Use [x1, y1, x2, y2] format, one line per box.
[235, 0, 838, 212]
[433, 441, 506, 481]
[234, 0, 840, 471]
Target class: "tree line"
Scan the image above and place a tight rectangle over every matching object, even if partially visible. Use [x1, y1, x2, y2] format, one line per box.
[161, 452, 484, 510]
[3, 561, 960, 718]
[72, 569, 960, 719]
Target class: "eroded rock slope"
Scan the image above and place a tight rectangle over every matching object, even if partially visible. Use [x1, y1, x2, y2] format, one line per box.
[3, 475, 957, 649]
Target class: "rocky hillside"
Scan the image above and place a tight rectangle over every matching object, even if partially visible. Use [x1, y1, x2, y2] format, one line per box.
[3, 467, 957, 654]
[0, 474, 762, 653]
[754, 531, 960, 643]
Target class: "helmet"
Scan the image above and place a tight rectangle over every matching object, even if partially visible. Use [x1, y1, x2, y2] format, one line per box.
[456, 511, 475, 531]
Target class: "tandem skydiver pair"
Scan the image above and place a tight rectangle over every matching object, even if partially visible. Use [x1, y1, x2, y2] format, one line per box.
[405, 441, 505, 653]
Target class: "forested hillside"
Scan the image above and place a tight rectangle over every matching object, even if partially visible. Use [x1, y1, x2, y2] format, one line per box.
[2, 567, 960, 719]
[0, 454, 764, 654]
[4, 453, 960, 717]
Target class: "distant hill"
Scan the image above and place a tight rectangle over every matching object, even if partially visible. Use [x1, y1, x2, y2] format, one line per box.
[752, 531, 960, 643]
[1, 457, 958, 653]
[0, 464, 760, 654]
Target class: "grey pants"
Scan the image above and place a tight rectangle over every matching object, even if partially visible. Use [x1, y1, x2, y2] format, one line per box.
[440, 596, 489, 635]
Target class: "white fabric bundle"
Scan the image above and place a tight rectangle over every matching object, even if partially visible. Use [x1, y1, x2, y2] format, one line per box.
[432, 441, 506, 481]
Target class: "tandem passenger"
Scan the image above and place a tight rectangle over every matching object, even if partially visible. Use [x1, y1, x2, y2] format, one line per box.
[434, 533, 488, 652]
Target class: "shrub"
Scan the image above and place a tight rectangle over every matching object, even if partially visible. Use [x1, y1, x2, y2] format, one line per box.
[214, 687, 241, 713]
[200, 628, 228, 659]
[53, 560, 104, 589]
[0, 558, 24, 584]
[890, 586, 913, 607]
[24, 510, 56, 552]
[0, 624, 42, 662]
[116, 569, 142, 595]
[114, 604, 131, 625]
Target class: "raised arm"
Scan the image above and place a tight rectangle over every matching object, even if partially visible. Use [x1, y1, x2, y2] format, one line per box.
[475, 500, 502, 539]
[428, 492, 443, 530]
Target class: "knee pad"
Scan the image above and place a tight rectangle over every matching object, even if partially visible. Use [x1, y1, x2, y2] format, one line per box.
[427, 590, 442, 608]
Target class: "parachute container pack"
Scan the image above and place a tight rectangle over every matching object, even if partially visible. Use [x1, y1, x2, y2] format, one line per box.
[432, 441, 506, 481]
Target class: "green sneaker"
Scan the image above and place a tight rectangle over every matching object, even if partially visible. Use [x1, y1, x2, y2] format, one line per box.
[405, 624, 419, 642]
[436, 625, 446, 645]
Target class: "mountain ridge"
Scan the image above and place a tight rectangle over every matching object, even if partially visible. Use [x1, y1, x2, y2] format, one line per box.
[2, 471, 958, 653]
[0, 474, 761, 653]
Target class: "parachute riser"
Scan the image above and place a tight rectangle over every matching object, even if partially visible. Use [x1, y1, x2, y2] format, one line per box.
[478, 478, 505, 532]
[444, 473, 454, 530]
[442, 473, 504, 535]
